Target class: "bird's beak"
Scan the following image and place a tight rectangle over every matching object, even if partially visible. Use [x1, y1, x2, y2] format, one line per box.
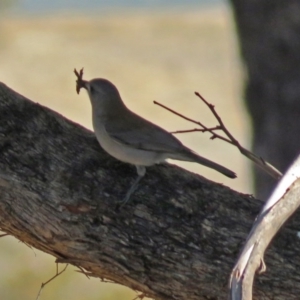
[76, 79, 88, 94]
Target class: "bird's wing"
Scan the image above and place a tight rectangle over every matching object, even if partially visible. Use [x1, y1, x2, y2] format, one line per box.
[104, 111, 184, 153]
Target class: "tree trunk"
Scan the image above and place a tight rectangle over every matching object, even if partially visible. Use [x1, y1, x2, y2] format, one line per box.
[229, 0, 300, 200]
[0, 82, 300, 299]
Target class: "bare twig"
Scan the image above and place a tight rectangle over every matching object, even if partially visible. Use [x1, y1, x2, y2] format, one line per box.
[154, 93, 282, 180]
[194, 92, 282, 179]
[35, 263, 69, 300]
[170, 127, 221, 134]
[153, 100, 205, 127]
[154, 100, 234, 144]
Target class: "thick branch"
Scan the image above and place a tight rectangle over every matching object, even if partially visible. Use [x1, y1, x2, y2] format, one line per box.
[0, 83, 300, 299]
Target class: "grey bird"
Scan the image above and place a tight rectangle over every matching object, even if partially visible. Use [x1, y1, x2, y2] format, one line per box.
[74, 69, 236, 206]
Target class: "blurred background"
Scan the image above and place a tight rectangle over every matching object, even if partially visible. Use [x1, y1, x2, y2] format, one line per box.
[0, 0, 250, 299]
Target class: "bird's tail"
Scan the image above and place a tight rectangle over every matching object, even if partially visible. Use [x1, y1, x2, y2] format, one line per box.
[168, 149, 236, 179]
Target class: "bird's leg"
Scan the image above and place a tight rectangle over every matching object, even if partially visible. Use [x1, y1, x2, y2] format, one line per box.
[118, 166, 146, 209]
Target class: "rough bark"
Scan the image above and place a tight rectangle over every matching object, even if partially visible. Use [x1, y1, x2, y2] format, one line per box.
[229, 0, 300, 200]
[0, 82, 300, 300]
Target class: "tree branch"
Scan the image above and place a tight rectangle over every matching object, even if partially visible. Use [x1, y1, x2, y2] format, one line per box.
[0, 82, 299, 299]
[230, 155, 300, 300]
[154, 93, 282, 180]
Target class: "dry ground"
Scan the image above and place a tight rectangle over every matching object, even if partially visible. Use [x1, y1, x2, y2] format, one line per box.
[0, 6, 251, 300]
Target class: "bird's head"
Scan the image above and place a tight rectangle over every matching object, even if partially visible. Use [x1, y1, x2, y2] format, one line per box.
[74, 68, 125, 114]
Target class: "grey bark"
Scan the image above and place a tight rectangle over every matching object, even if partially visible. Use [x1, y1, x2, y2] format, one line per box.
[0, 82, 300, 300]
[229, 0, 300, 200]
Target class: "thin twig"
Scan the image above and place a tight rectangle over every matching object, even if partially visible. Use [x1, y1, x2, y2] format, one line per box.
[194, 92, 282, 179]
[154, 93, 282, 180]
[171, 126, 222, 134]
[154, 100, 234, 144]
[35, 263, 69, 300]
[153, 100, 204, 127]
